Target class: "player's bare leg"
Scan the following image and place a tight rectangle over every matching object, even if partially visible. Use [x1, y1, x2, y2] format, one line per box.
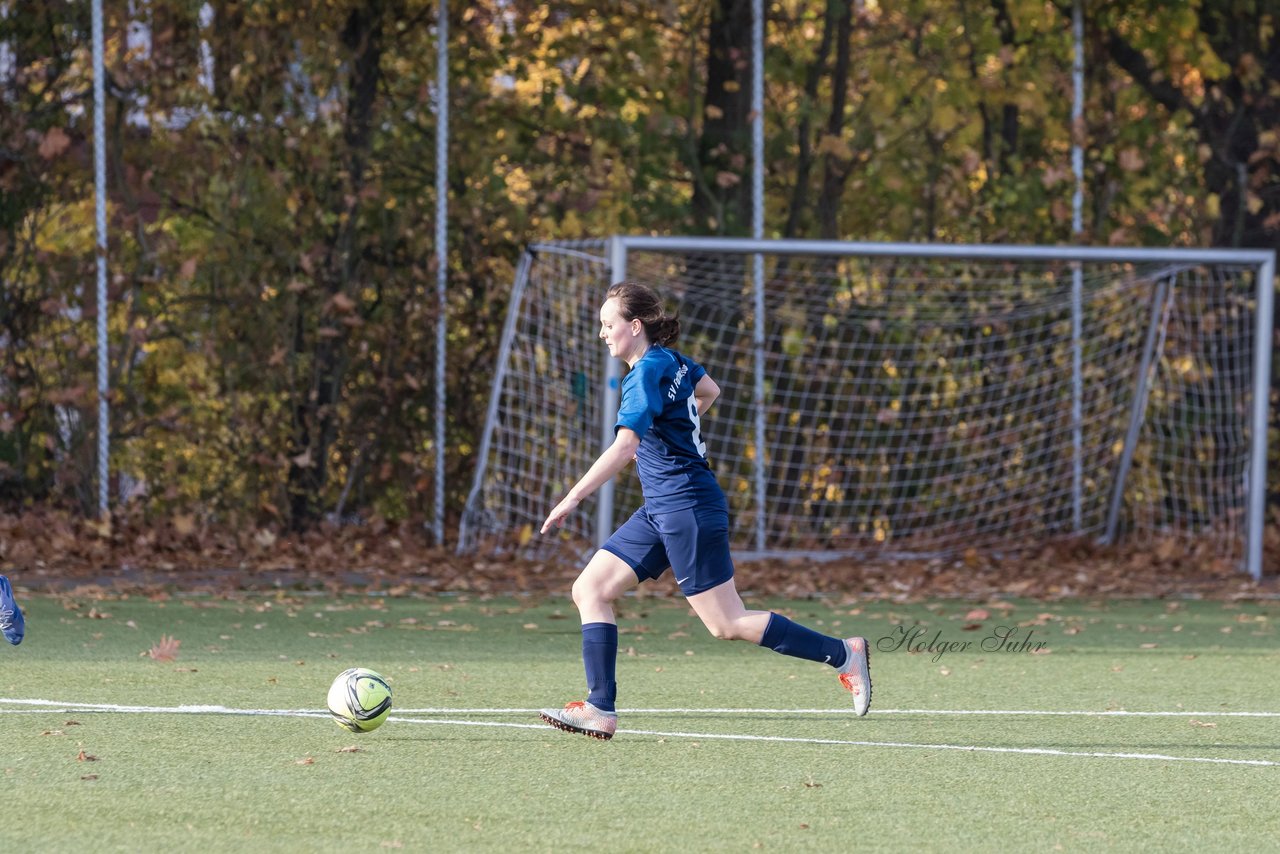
[684, 577, 770, 642]
[570, 549, 640, 625]
[687, 577, 870, 715]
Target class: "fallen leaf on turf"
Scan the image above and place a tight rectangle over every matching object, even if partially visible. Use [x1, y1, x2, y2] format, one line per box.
[336, 746, 363, 753]
[81, 774, 98, 781]
[1190, 720, 1218, 728]
[42, 730, 64, 736]
[965, 608, 990, 621]
[295, 757, 315, 765]
[77, 749, 97, 762]
[147, 635, 181, 661]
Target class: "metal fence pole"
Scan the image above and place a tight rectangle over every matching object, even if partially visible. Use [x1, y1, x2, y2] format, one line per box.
[751, 0, 768, 552]
[1070, 0, 1085, 532]
[433, 0, 449, 545]
[92, 0, 110, 518]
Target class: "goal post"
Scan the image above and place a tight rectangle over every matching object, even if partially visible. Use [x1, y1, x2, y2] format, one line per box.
[460, 237, 1274, 580]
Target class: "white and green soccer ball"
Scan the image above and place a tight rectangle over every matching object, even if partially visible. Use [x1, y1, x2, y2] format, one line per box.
[326, 667, 393, 733]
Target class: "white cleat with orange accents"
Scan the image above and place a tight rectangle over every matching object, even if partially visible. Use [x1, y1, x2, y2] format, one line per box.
[838, 637, 872, 716]
[539, 700, 618, 740]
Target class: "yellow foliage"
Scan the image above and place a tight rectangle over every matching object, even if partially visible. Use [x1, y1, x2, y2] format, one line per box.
[503, 166, 533, 206]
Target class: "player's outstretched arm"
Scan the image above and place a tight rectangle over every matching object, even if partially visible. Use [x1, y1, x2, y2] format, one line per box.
[694, 374, 720, 416]
[541, 428, 641, 534]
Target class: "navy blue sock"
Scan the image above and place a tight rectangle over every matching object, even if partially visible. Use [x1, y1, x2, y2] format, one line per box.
[582, 622, 618, 713]
[759, 613, 848, 668]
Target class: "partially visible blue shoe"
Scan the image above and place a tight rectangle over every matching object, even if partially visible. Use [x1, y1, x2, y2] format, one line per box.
[0, 574, 25, 645]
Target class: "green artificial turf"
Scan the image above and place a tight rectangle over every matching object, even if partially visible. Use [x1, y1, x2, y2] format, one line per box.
[1, 591, 1278, 851]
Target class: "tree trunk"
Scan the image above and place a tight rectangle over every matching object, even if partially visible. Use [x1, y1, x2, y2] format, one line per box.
[814, 0, 855, 239]
[989, 0, 1019, 177]
[691, 0, 753, 236]
[286, 0, 388, 526]
[781, 0, 838, 240]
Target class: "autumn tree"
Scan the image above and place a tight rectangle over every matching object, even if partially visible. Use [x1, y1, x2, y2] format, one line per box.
[1090, 0, 1279, 249]
[0, 3, 100, 510]
[3, 0, 1275, 538]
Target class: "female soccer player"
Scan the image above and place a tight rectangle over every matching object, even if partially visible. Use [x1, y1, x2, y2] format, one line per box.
[538, 281, 870, 740]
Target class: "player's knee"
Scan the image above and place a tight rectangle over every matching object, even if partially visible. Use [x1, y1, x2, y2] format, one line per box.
[571, 575, 604, 611]
[702, 618, 743, 641]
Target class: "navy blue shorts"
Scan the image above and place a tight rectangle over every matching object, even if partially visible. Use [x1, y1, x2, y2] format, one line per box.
[601, 503, 735, 597]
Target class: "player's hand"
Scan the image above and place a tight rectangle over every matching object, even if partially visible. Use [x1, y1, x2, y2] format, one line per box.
[540, 494, 581, 534]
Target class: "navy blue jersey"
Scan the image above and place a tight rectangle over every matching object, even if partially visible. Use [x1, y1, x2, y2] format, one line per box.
[615, 346, 724, 512]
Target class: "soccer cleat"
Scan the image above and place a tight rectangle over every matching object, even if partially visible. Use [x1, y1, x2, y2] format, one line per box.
[539, 700, 618, 740]
[0, 574, 25, 646]
[837, 637, 871, 716]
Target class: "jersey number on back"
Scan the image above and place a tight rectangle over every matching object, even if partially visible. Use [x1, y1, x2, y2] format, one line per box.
[686, 396, 707, 457]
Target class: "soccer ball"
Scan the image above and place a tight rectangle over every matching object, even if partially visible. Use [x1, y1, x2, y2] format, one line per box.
[326, 667, 393, 733]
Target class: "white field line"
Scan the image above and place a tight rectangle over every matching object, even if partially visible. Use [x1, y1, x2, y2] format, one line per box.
[2, 698, 1278, 767]
[395, 707, 1280, 718]
[4, 698, 1280, 718]
[0, 698, 328, 716]
[605, 731, 1280, 767]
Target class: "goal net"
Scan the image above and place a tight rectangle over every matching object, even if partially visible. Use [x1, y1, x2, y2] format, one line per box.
[460, 238, 1273, 577]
